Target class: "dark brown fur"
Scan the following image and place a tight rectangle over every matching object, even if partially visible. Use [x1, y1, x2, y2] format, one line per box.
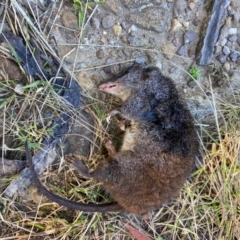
[26, 65, 198, 213]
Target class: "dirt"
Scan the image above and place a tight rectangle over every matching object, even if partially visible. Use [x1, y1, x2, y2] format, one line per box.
[45, 0, 240, 124]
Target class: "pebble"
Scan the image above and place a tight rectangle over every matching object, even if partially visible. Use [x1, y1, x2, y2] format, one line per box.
[222, 46, 230, 55]
[188, 2, 195, 10]
[161, 43, 176, 59]
[177, 45, 187, 56]
[121, 21, 127, 30]
[217, 54, 227, 64]
[100, 36, 106, 43]
[220, 38, 227, 46]
[130, 31, 136, 37]
[90, 17, 100, 29]
[61, 12, 78, 30]
[14, 84, 24, 95]
[187, 80, 197, 88]
[103, 58, 117, 74]
[110, 50, 118, 57]
[218, 25, 228, 41]
[120, 35, 127, 43]
[130, 25, 137, 32]
[96, 49, 104, 59]
[171, 18, 182, 31]
[102, 15, 115, 29]
[135, 56, 146, 64]
[228, 35, 237, 42]
[215, 45, 222, 54]
[229, 51, 239, 62]
[182, 22, 190, 28]
[226, 41, 232, 48]
[228, 28, 237, 35]
[127, 36, 135, 45]
[223, 62, 230, 71]
[172, 36, 180, 47]
[112, 24, 122, 36]
[184, 30, 197, 44]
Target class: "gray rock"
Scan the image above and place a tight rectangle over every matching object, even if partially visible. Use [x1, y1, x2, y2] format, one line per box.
[228, 35, 237, 42]
[228, 28, 237, 35]
[220, 38, 227, 46]
[130, 31, 136, 37]
[172, 36, 180, 47]
[196, 0, 231, 66]
[217, 54, 227, 64]
[177, 45, 187, 56]
[120, 35, 127, 43]
[135, 56, 146, 64]
[215, 45, 222, 54]
[130, 25, 138, 32]
[90, 17, 100, 29]
[187, 80, 197, 88]
[222, 46, 230, 55]
[121, 21, 127, 30]
[127, 36, 135, 45]
[218, 25, 229, 41]
[229, 51, 239, 62]
[103, 58, 117, 74]
[226, 41, 232, 48]
[184, 30, 197, 44]
[102, 15, 115, 29]
[128, 7, 170, 33]
[223, 62, 230, 71]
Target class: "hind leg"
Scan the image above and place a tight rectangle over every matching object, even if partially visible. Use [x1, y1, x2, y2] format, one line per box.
[66, 155, 94, 178]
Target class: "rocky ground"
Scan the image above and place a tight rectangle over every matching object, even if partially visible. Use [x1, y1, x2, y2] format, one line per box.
[1, 0, 240, 127]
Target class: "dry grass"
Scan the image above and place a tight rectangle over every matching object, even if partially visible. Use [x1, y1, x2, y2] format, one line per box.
[0, 1, 239, 240]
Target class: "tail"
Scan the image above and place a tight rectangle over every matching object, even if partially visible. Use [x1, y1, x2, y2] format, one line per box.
[25, 141, 123, 212]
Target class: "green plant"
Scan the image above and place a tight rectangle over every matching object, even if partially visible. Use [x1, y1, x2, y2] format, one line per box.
[188, 65, 201, 79]
[73, 0, 105, 27]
